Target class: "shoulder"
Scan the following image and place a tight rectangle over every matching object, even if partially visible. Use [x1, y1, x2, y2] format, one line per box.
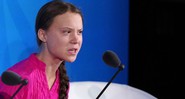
[8, 53, 39, 77]
[0, 54, 39, 98]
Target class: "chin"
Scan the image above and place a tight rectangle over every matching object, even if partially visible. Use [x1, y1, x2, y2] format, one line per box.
[66, 57, 77, 63]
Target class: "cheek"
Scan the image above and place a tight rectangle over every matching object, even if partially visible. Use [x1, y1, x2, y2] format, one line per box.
[47, 34, 66, 49]
[53, 38, 67, 47]
[80, 36, 83, 44]
[47, 38, 67, 55]
[47, 36, 58, 46]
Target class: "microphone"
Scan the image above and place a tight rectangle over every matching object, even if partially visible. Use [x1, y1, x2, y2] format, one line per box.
[103, 50, 123, 68]
[96, 50, 125, 99]
[2, 70, 22, 86]
[1, 70, 28, 99]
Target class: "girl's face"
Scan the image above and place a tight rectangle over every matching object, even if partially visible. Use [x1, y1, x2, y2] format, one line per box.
[39, 12, 83, 63]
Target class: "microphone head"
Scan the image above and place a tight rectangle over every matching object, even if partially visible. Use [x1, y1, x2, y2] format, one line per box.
[1, 70, 22, 86]
[102, 50, 121, 68]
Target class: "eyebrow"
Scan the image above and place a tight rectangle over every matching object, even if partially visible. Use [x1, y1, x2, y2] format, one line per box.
[60, 27, 83, 31]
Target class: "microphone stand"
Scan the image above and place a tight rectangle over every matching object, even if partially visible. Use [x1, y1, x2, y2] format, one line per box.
[96, 64, 124, 99]
[11, 79, 28, 99]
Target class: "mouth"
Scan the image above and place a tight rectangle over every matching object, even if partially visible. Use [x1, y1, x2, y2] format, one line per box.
[68, 48, 78, 55]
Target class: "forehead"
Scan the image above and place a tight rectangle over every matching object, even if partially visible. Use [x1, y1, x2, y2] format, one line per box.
[51, 12, 83, 28]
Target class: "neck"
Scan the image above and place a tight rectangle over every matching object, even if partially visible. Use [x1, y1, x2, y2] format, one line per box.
[36, 50, 63, 89]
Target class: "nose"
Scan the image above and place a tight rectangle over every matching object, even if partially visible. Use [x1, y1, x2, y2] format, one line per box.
[70, 32, 79, 44]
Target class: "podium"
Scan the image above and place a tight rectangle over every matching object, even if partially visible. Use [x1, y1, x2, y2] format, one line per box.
[68, 81, 157, 99]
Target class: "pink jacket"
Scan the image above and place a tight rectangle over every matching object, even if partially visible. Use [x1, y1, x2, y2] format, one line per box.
[0, 54, 64, 99]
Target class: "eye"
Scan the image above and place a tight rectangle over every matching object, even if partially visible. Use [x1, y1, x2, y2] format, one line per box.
[78, 30, 83, 35]
[63, 30, 71, 34]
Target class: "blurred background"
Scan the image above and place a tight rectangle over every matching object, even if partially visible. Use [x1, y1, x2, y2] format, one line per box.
[0, 0, 182, 99]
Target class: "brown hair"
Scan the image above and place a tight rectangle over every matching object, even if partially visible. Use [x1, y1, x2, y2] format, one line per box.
[35, 1, 83, 99]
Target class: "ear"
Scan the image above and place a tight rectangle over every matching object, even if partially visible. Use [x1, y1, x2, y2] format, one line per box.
[38, 29, 47, 43]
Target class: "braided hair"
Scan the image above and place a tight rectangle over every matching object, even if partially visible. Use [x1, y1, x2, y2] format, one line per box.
[58, 62, 69, 99]
[35, 1, 83, 98]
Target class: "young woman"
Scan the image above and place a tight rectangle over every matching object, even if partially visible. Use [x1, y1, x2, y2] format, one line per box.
[0, 1, 83, 99]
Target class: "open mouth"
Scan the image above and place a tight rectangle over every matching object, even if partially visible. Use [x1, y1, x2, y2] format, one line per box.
[68, 48, 78, 55]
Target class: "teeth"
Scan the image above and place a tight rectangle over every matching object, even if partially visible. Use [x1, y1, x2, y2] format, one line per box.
[68, 49, 77, 54]
[70, 49, 76, 51]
